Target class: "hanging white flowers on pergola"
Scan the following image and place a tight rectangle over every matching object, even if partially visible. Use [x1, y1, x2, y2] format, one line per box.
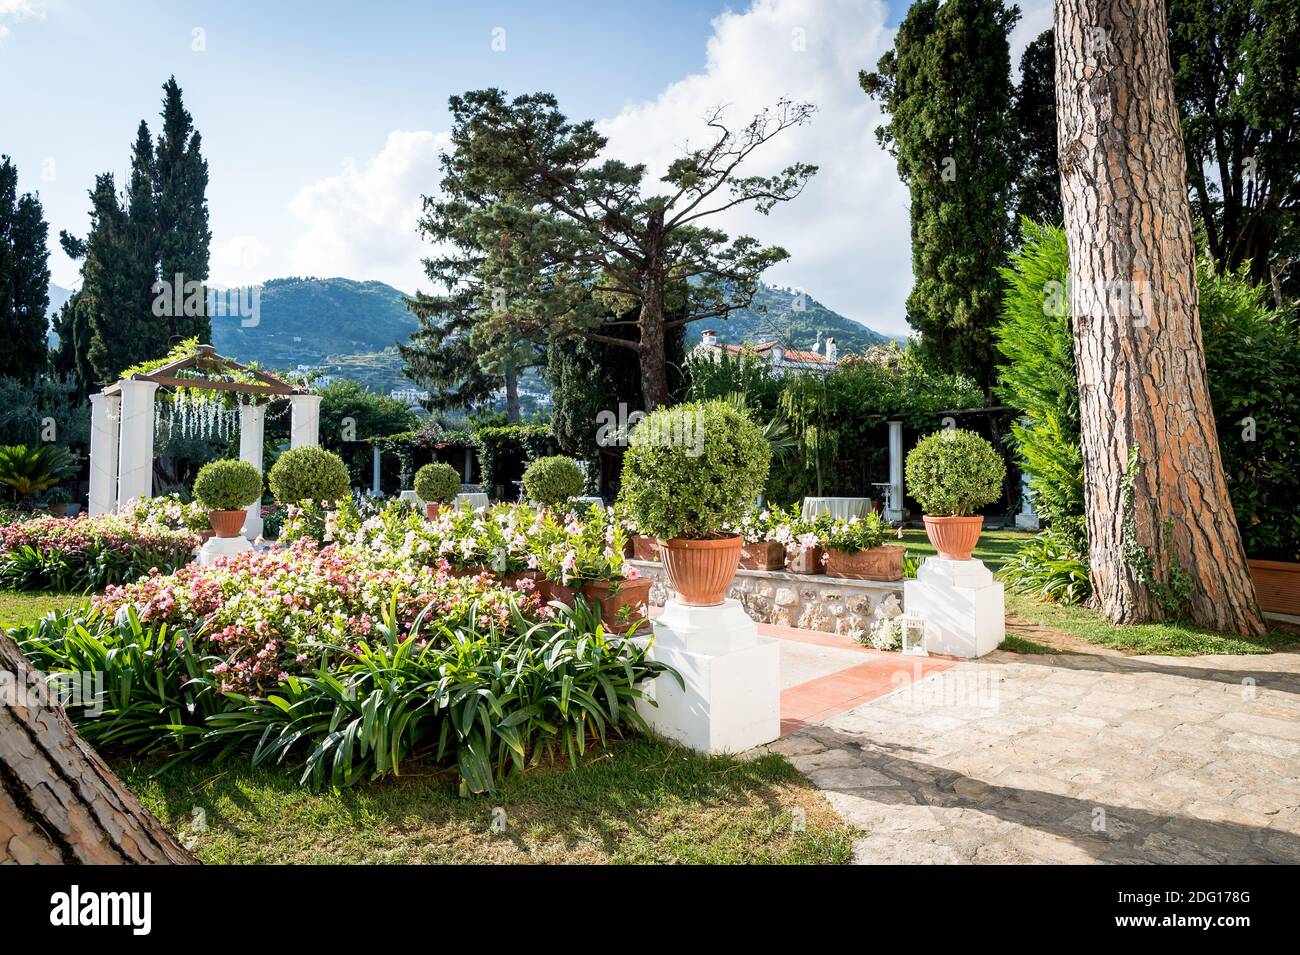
[88, 342, 320, 540]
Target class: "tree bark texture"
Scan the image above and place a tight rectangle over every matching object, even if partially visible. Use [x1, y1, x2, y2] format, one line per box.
[1, 632, 196, 863]
[1054, 0, 1266, 636]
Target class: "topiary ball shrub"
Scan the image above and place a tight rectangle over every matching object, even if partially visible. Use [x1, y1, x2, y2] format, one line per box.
[268, 446, 351, 506]
[192, 459, 263, 511]
[617, 400, 770, 540]
[905, 428, 1005, 516]
[522, 455, 584, 506]
[414, 462, 461, 504]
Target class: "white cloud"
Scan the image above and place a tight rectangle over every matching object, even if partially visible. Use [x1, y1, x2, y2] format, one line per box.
[210, 234, 272, 286]
[283, 130, 448, 291]
[0, 0, 44, 41]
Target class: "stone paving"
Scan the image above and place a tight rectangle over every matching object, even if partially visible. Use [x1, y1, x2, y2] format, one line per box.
[767, 648, 1300, 864]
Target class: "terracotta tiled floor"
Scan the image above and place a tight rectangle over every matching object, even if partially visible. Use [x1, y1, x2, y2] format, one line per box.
[758, 621, 958, 734]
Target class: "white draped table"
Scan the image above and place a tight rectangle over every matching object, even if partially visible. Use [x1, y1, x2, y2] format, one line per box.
[801, 496, 874, 521]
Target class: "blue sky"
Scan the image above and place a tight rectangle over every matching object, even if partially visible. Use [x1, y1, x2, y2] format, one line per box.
[1, 0, 1052, 337]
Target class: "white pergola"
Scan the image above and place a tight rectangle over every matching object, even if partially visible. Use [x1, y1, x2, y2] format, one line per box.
[88, 344, 320, 540]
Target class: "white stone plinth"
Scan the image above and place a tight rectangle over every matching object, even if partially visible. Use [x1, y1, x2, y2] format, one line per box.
[198, 535, 253, 567]
[239, 402, 266, 540]
[904, 557, 1004, 658]
[635, 598, 780, 754]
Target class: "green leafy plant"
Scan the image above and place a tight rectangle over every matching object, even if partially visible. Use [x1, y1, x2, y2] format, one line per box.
[905, 429, 1005, 516]
[193, 459, 263, 511]
[617, 400, 770, 540]
[268, 446, 351, 505]
[522, 455, 584, 506]
[0, 444, 77, 502]
[821, 513, 888, 552]
[413, 462, 461, 503]
[1000, 529, 1091, 605]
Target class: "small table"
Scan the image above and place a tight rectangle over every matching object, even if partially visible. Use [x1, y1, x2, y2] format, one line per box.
[455, 492, 490, 511]
[572, 495, 606, 510]
[801, 496, 873, 521]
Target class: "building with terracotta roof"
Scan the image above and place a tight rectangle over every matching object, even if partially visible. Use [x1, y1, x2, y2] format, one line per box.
[693, 329, 838, 376]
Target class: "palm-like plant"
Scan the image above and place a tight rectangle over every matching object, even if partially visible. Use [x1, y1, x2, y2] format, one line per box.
[0, 444, 77, 502]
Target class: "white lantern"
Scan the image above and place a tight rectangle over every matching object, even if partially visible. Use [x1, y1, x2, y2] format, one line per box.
[901, 612, 928, 656]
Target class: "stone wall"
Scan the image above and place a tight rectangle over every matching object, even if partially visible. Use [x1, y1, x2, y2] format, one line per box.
[629, 559, 903, 638]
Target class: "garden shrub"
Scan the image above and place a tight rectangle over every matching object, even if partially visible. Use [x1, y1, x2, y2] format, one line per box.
[822, 513, 889, 552]
[268, 446, 351, 505]
[413, 462, 461, 503]
[473, 424, 556, 499]
[617, 400, 770, 540]
[905, 429, 1005, 516]
[522, 455, 584, 506]
[1001, 528, 1091, 605]
[193, 459, 263, 511]
[0, 515, 199, 592]
[119, 493, 210, 533]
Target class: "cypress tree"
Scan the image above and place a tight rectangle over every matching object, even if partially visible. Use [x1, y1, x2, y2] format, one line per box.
[0, 156, 51, 382]
[861, 0, 1019, 393]
[1012, 30, 1063, 229]
[155, 76, 212, 344]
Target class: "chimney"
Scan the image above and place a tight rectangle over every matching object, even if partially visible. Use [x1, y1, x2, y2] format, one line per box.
[826, 337, 837, 362]
[701, 329, 718, 347]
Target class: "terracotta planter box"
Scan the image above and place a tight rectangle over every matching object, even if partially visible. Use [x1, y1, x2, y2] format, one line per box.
[536, 579, 578, 606]
[1248, 559, 1300, 617]
[739, 540, 786, 571]
[500, 569, 539, 590]
[581, 577, 652, 633]
[787, 544, 825, 575]
[625, 535, 660, 562]
[825, 544, 905, 581]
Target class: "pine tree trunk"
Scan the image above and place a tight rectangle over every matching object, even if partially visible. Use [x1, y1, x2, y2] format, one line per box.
[1054, 0, 1266, 637]
[637, 211, 671, 412]
[504, 358, 521, 424]
[1, 632, 196, 863]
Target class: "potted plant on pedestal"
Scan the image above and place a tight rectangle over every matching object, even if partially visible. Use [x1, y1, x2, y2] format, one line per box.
[192, 459, 263, 538]
[905, 429, 1006, 560]
[522, 455, 584, 509]
[41, 487, 73, 517]
[414, 462, 461, 518]
[617, 401, 770, 606]
[822, 513, 903, 579]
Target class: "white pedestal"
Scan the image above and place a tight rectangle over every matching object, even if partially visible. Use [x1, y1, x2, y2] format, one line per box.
[635, 598, 780, 754]
[198, 535, 253, 567]
[904, 557, 1004, 658]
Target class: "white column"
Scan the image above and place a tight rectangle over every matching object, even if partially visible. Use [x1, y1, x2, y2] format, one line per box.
[289, 394, 321, 448]
[239, 401, 266, 540]
[371, 445, 382, 496]
[88, 391, 121, 516]
[115, 379, 158, 510]
[885, 419, 905, 523]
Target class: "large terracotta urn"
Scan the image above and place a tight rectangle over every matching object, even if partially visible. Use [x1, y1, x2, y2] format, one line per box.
[658, 535, 743, 606]
[208, 509, 246, 539]
[922, 515, 984, 561]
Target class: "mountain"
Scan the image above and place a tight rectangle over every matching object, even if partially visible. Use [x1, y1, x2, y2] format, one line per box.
[211, 277, 418, 367]
[42, 275, 893, 393]
[45, 283, 76, 347]
[687, 284, 892, 353]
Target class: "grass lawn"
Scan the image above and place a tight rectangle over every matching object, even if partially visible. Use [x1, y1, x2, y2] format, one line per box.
[0, 590, 77, 631]
[1004, 591, 1295, 656]
[116, 739, 856, 864]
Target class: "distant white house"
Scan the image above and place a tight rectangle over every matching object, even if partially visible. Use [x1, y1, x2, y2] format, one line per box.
[693, 329, 838, 376]
[389, 387, 430, 406]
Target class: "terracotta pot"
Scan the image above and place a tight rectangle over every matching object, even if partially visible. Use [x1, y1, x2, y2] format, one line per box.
[580, 577, 652, 633]
[787, 544, 825, 575]
[49, 503, 68, 517]
[739, 540, 786, 571]
[922, 515, 984, 561]
[625, 534, 660, 562]
[826, 544, 905, 581]
[425, 502, 448, 520]
[659, 535, 742, 606]
[208, 509, 246, 539]
[1247, 559, 1300, 616]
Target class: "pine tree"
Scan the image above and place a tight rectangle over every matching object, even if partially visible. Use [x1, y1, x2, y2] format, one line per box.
[155, 76, 212, 344]
[0, 157, 51, 382]
[861, 0, 1020, 393]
